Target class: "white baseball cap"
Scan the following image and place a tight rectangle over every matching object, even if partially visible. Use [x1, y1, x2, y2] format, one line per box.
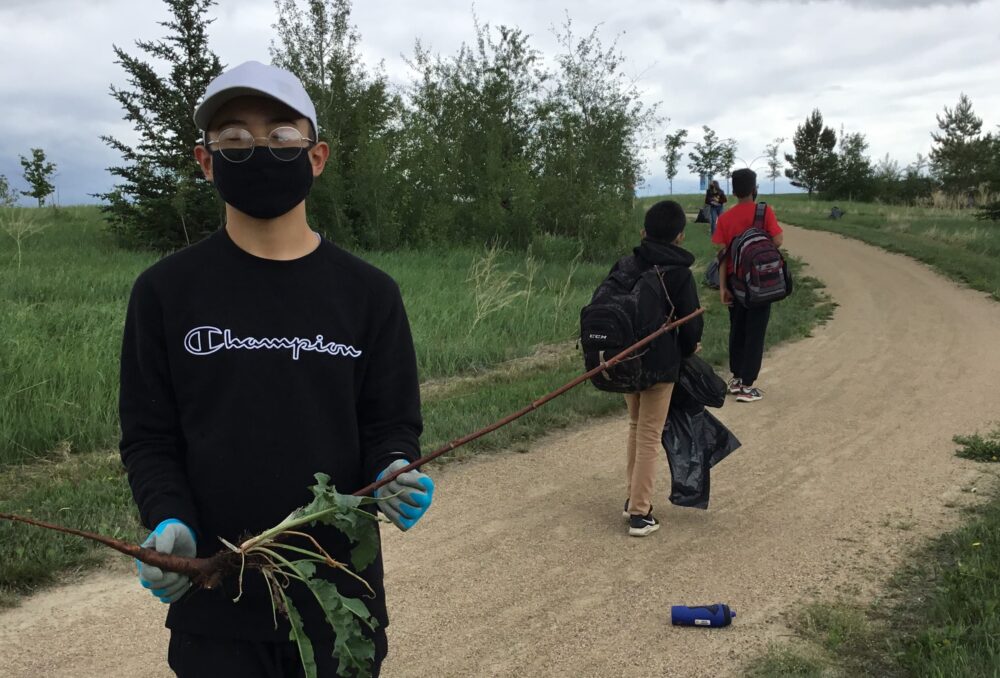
[193, 60, 318, 135]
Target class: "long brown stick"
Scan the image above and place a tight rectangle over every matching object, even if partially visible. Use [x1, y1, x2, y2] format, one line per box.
[0, 512, 234, 586]
[355, 307, 705, 497]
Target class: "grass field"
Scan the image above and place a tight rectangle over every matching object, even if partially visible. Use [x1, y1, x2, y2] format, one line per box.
[0, 203, 831, 603]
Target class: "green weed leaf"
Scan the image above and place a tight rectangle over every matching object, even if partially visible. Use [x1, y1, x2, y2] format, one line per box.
[298, 473, 380, 571]
[283, 594, 317, 678]
[309, 578, 377, 678]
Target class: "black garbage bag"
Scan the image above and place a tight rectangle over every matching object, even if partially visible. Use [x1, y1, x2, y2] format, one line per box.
[677, 355, 727, 409]
[695, 205, 711, 223]
[662, 387, 741, 509]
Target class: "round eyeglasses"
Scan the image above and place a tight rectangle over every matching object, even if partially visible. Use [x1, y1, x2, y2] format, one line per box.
[207, 126, 316, 163]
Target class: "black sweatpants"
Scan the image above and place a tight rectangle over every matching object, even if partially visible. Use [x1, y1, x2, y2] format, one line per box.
[168, 629, 387, 678]
[728, 302, 771, 386]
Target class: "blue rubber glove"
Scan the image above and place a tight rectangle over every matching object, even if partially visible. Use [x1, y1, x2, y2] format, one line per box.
[136, 519, 197, 604]
[375, 459, 435, 531]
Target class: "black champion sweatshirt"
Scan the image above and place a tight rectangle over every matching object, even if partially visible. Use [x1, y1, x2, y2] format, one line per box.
[119, 228, 422, 641]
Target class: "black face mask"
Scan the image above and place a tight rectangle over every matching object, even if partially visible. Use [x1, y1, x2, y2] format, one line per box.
[211, 150, 314, 220]
[751, 189, 758, 202]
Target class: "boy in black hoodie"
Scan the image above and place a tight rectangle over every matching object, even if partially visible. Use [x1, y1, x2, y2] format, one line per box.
[618, 200, 703, 536]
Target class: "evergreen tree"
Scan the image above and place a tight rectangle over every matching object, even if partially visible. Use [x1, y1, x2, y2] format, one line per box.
[19, 149, 57, 207]
[98, 0, 223, 249]
[784, 109, 837, 196]
[661, 128, 687, 195]
[930, 93, 988, 198]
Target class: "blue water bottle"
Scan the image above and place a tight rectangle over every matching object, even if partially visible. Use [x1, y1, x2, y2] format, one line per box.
[671, 603, 736, 627]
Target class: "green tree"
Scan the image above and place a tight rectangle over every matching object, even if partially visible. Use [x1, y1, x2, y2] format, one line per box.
[717, 139, 737, 193]
[687, 125, 723, 184]
[272, 0, 405, 248]
[930, 93, 989, 198]
[784, 109, 837, 196]
[98, 0, 223, 249]
[535, 18, 657, 255]
[827, 128, 873, 201]
[977, 129, 1000, 220]
[898, 154, 935, 205]
[764, 137, 784, 194]
[661, 128, 687, 195]
[18, 149, 56, 207]
[0, 174, 18, 207]
[399, 17, 547, 248]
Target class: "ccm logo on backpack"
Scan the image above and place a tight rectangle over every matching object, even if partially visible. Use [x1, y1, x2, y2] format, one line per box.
[722, 202, 793, 307]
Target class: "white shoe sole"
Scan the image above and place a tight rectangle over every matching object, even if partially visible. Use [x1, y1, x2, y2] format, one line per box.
[628, 522, 661, 537]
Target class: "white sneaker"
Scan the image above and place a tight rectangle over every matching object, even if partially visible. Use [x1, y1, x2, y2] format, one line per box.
[628, 512, 661, 537]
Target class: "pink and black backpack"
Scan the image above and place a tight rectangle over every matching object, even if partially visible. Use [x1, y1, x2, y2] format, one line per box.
[724, 202, 793, 307]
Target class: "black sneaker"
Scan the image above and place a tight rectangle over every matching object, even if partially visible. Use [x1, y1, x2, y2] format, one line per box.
[727, 377, 743, 395]
[736, 386, 763, 403]
[628, 511, 660, 537]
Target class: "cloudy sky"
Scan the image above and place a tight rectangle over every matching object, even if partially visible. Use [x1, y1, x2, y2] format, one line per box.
[1, 0, 998, 204]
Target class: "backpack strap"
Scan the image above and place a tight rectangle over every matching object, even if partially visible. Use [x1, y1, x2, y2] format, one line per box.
[753, 201, 767, 229]
[715, 202, 769, 266]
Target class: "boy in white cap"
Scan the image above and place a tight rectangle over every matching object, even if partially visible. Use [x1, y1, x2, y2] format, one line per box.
[119, 60, 433, 677]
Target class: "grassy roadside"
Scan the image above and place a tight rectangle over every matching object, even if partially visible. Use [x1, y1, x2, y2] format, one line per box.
[746, 432, 1000, 677]
[0, 203, 832, 605]
[669, 192, 1000, 301]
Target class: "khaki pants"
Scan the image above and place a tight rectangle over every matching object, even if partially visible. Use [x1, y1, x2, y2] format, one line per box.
[624, 382, 673, 516]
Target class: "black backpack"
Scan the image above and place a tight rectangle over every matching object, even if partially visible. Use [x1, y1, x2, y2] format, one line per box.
[580, 262, 678, 393]
[725, 202, 793, 307]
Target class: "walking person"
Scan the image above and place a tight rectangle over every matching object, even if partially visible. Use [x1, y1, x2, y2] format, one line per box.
[712, 168, 784, 403]
[119, 61, 434, 677]
[704, 179, 727, 235]
[612, 201, 703, 536]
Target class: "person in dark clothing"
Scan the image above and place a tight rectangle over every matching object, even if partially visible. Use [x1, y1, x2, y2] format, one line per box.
[119, 61, 434, 678]
[711, 168, 785, 402]
[704, 179, 727, 235]
[614, 200, 703, 537]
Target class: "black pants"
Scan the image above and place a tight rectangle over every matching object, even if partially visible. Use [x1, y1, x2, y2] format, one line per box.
[168, 629, 387, 678]
[728, 302, 771, 386]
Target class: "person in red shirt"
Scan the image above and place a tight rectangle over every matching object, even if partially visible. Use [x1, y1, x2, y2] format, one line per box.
[711, 168, 784, 402]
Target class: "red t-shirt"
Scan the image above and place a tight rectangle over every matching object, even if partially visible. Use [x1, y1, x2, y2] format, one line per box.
[711, 202, 783, 274]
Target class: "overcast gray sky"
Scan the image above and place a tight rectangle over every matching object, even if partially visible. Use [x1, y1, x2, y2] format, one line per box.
[1, 0, 998, 204]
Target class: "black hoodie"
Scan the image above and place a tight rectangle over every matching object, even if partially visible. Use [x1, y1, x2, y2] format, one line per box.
[607, 238, 704, 383]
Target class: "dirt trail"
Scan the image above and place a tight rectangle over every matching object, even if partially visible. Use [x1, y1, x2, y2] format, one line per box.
[3, 225, 1000, 678]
